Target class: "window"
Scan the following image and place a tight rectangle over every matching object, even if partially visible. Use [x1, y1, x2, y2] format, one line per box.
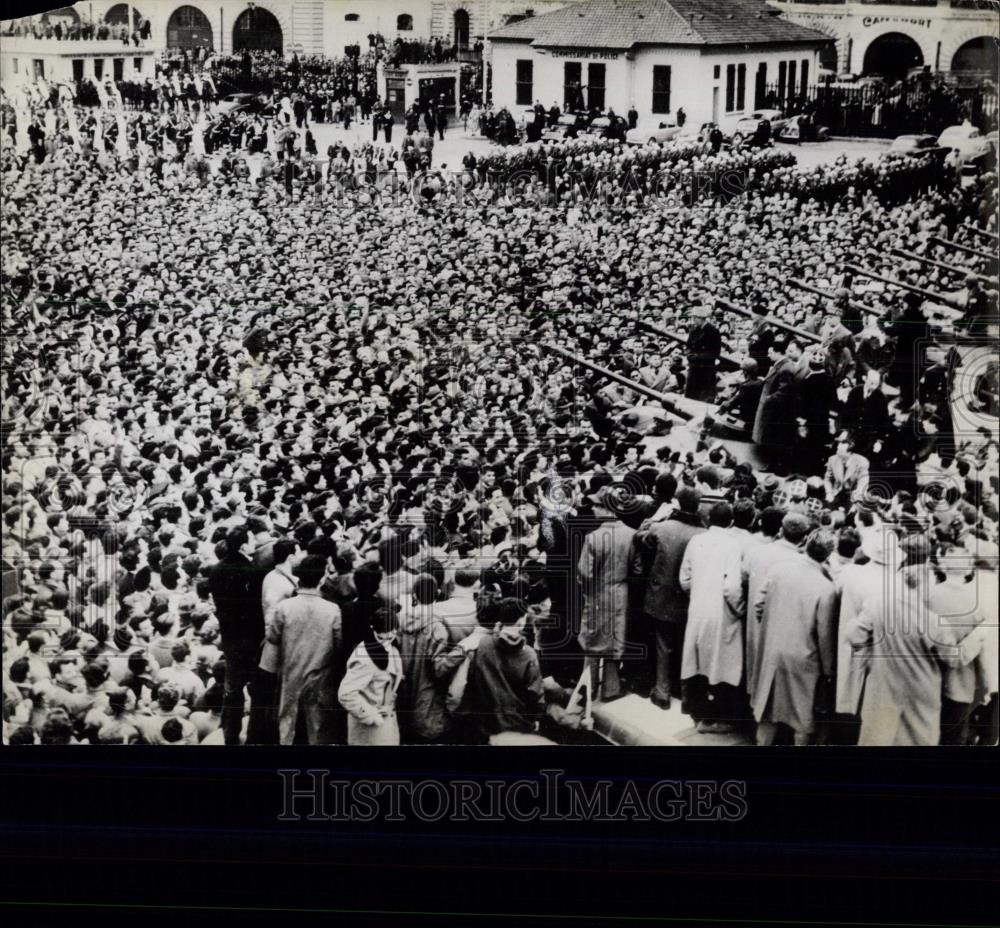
[588, 63, 606, 111]
[787, 60, 797, 103]
[396, 14, 413, 31]
[12, 58, 18, 74]
[72, 59, 83, 82]
[564, 61, 582, 110]
[516, 59, 533, 106]
[113, 58, 124, 82]
[134, 58, 143, 74]
[652, 64, 671, 114]
[95, 59, 104, 80]
[777, 60, 787, 101]
[345, 13, 360, 22]
[736, 63, 746, 110]
[725, 63, 735, 112]
[754, 62, 767, 108]
[713, 65, 720, 80]
[33, 60, 45, 80]
[800, 59, 809, 95]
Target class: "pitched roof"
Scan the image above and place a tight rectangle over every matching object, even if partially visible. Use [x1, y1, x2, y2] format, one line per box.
[489, 0, 832, 50]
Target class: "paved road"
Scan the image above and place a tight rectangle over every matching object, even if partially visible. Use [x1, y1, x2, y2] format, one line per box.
[300, 118, 892, 172]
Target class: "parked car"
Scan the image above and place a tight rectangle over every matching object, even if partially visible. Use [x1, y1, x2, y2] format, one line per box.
[541, 112, 590, 141]
[625, 120, 682, 145]
[776, 118, 831, 143]
[731, 109, 791, 145]
[214, 92, 257, 116]
[886, 134, 941, 157]
[937, 123, 996, 171]
[673, 121, 729, 148]
[581, 114, 629, 142]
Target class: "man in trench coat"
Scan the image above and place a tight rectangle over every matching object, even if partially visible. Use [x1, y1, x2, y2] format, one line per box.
[751, 531, 839, 745]
[265, 555, 343, 745]
[577, 486, 637, 701]
[679, 501, 744, 731]
[846, 567, 962, 746]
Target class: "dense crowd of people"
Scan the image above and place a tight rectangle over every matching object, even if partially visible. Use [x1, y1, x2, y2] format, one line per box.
[2, 14, 151, 45]
[1, 49, 998, 748]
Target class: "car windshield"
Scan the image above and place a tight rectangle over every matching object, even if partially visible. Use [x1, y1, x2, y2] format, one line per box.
[558, 115, 577, 125]
[591, 118, 610, 127]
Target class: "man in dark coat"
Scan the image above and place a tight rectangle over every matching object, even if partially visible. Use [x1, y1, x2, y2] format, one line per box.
[634, 487, 705, 708]
[841, 367, 892, 460]
[207, 526, 269, 744]
[796, 349, 837, 473]
[716, 358, 763, 434]
[752, 335, 803, 472]
[886, 293, 930, 410]
[684, 303, 722, 403]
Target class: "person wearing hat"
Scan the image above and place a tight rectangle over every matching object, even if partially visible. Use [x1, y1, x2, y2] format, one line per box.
[265, 555, 343, 745]
[751, 334, 804, 474]
[575, 484, 637, 703]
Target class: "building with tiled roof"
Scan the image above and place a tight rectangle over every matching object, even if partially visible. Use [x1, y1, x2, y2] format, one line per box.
[488, 0, 834, 129]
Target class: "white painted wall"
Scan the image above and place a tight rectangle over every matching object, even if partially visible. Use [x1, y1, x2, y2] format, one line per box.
[491, 39, 821, 130]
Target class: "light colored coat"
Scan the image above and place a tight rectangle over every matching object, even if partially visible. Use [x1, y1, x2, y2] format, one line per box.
[835, 560, 890, 715]
[338, 641, 403, 746]
[846, 584, 961, 746]
[680, 526, 744, 687]
[752, 556, 838, 733]
[267, 590, 342, 745]
[731, 536, 803, 697]
[577, 516, 636, 659]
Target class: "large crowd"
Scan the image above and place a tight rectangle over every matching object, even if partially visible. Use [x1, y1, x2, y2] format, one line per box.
[1, 53, 998, 748]
[2, 14, 151, 45]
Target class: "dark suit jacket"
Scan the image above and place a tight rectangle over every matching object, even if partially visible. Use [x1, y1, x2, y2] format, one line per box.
[842, 386, 891, 450]
[207, 554, 267, 651]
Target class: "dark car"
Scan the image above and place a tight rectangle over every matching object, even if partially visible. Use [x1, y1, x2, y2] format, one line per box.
[886, 134, 950, 159]
[582, 115, 629, 142]
[541, 112, 590, 141]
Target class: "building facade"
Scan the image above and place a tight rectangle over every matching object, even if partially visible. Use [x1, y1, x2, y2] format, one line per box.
[766, 0, 1000, 81]
[1, 0, 578, 59]
[488, 0, 830, 129]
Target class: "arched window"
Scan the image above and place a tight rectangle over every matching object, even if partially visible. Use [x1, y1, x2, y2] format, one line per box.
[396, 14, 413, 31]
[105, 4, 142, 29]
[41, 7, 80, 23]
[167, 6, 214, 50]
[862, 33, 923, 82]
[453, 9, 470, 49]
[233, 7, 283, 53]
[345, 14, 360, 22]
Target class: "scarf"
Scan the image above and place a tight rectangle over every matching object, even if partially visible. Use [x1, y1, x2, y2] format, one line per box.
[362, 625, 389, 671]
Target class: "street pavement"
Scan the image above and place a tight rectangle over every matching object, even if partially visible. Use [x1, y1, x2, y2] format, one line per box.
[298, 117, 891, 173]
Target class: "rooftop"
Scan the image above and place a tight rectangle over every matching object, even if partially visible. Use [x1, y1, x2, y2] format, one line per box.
[489, 0, 832, 50]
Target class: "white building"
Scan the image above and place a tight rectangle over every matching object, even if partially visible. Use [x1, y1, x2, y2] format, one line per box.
[488, 0, 831, 130]
[766, 0, 1000, 82]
